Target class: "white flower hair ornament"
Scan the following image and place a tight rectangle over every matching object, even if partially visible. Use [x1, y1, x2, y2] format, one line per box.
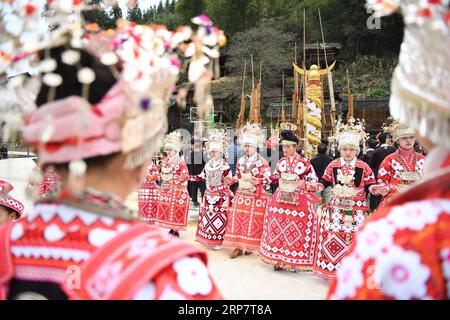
[183, 15, 227, 119]
[382, 117, 416, 143]
[1, 3, 226, 194]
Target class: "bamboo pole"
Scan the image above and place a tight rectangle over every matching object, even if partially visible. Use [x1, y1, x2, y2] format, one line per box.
[236, 61, 247, 129]
[318, 8, 336, 134]
[248, 55, 255, 123]
[302, 9, 308, 139]
[292, 43, 298, 124]
[347, 69, 354, 119]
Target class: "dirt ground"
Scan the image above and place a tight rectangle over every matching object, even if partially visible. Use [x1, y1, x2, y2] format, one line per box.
[178, 209, 330, 300]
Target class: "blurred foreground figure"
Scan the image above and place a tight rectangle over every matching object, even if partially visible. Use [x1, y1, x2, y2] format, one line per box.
[328, 0, 450, 300]
[0, 2, 225, 300]
[0, 181, 23, 225]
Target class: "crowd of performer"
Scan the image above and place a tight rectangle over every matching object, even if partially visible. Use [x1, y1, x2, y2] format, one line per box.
[0, 110, 432, 293]
[0, 0, 448, 301]
[128, 117, 426, 281]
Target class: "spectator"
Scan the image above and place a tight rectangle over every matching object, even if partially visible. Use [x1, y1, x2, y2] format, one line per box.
[414, 141, 426, 156]
[1, 144, 8, 159]
[369, 132, 397, 210]
[361, 138, 378, 165]
[311, 144, 333, 179]
[185, 139, 206, 206]
[311, 144, 334, 207]
[370, 132, 397, 174]
[227, 136, 243, 194]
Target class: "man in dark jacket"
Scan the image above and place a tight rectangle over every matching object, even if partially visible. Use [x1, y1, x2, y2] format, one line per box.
[311, 144, 334, 207]
[226, 136, 242, 194]
[369, 132, 397, 210]
[1, 144, 8, 159]
[370, 132, 397, 176]
[185, 139, 206, 206]
[311, 144, 333, 180]
[361, 138, 378, 166]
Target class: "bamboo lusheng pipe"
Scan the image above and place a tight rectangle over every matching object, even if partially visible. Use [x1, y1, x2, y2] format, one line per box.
[281, 71, 286, 123]
[292, 43, 298, 123]
[318, 8, 337, 135]
[297, 78, 304, 139]
[346, 69, 354, 119]
[317, 41, 327, 139]
[236, 61, 247, 129]
[248, 55, 256, 123]
[254, 60, 263, 125]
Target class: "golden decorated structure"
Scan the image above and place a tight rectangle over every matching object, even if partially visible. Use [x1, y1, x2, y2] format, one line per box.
[293, 61, 336, 158]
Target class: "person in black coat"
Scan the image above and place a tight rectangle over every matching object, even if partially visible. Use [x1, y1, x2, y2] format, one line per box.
[1, 144, 8, 159]
[369, 132, 397, 210]
[311, 144, 334, 207]
[185, 139, 206, 206]
[361, 138, 378, 166]
[311, 144, 333, 180]
[370, 132, 397, 176]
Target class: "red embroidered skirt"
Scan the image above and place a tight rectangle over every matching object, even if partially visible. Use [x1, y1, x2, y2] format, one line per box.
[138, 179, 160, 224]
[195, 188, 233, 248]
[155, 185, 190, 231]
[313, 196, 370, 280]
[223, 189, 269, 252]
[259, 189, 319, 271]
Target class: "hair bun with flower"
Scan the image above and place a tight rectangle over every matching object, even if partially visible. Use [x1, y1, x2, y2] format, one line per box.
[280, 130, 299, 145]
[1, 1, 226, 174]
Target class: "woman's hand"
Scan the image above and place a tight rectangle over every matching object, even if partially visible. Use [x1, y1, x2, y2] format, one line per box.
[377, 185, 390, 196]
[305, 181, 318, 192]
[370, 184, 389, 196]
[224, 177, 234, 185]
[296, 180, 306, 190]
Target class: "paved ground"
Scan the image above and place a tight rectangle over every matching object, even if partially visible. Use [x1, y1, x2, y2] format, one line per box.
[1, 158, 330, 300]
[182, 215, 330, 300]
[0, 158, 36, 214]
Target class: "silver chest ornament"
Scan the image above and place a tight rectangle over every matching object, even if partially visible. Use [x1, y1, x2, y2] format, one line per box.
[161, 166, 173, 182]
[206, 168, 222, 188]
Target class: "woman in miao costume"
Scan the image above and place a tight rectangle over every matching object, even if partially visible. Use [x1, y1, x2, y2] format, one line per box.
[193, 129, 234, 249]
[223, 123, 272, 259]
[372, 120, 425, 207]
[259, 125, 323, 272]
[328, 0, 450, 300]
[138, 159, 160, 224]
[313, 119, 376, 280]
[0, 2, 224, 300]
[0, 181, 24, 225]
[154, 131, 190, 237]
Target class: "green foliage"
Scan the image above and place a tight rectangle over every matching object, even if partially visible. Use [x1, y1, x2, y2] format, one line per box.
[83, 5, 122, 29]
[176, 0, 205, 24]
[82, 0, 402, 108]
[226, 26, 295, 88]
[368, 86, 390, 97]
[333, 55, 397, 97]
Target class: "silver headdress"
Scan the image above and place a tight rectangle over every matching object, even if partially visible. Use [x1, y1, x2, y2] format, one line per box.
[367, 0, 450, 148]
